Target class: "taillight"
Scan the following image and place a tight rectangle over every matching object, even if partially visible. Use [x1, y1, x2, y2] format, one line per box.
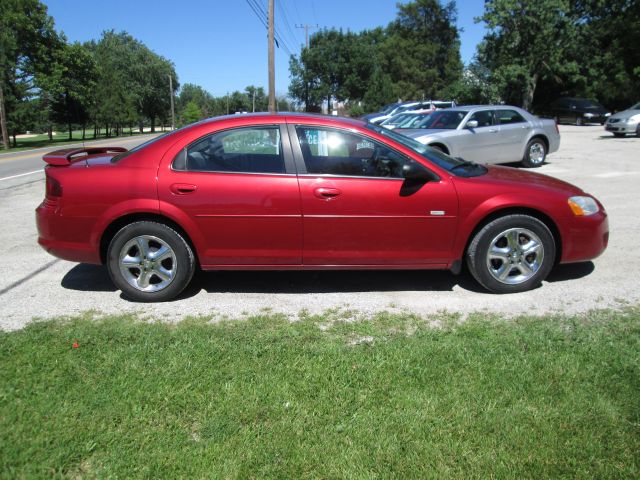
[46, 176, 63, 198]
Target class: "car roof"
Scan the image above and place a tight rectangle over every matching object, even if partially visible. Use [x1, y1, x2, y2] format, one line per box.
[183, 112, 367, 130]
[448, 105, 524, 112]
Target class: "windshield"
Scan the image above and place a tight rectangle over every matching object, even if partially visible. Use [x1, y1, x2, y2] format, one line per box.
[413, 110, 466, 129]
[365, 123, 486, 177]
[574, 99, 603, 109]
[398, 113, 431, 128]
[379, 102, 400, 114]
[630, 103, 640, 110]
[380, 113, 411, 126]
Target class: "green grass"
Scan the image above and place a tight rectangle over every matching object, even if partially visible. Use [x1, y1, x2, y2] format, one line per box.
[0, 128, 167, 153]
[1, 308, 639, 478]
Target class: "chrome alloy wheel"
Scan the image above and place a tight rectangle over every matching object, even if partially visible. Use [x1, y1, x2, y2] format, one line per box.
[118, 235, 177, 292]
[528, 142, 545, 164]
[486, 228, 544, 285]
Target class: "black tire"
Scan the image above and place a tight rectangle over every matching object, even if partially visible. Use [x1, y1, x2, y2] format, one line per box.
[613, 132, 625, 138]
[636, 124, 640, 137]
[576, 115, 583, 126]
[466, 215, 556, 294]
[521, 138, 546, 168]
[107, 221, 195, 302]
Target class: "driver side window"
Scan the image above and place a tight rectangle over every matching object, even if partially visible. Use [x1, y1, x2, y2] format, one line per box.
[295, 127, 412, 178]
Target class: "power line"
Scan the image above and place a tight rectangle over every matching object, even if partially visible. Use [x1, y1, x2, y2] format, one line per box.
[246, 0, 294, 56]
[277, 0, 302, 48]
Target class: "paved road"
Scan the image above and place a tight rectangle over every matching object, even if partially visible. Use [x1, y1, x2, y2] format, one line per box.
[0, 134, 161, 189]
[1, 125, 638, 330]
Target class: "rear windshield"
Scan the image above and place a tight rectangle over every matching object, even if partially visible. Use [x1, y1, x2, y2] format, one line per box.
[111, 121, 208, 162]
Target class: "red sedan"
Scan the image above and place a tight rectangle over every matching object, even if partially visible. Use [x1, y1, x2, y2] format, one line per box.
[36, 113, 608, 301]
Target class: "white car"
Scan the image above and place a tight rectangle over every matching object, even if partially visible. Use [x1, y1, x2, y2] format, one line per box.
[605, 102, 640, 137]
[400, 105, 560, 168]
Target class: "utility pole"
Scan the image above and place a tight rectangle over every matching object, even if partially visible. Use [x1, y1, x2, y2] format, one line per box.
[168, 74, 175, 130]
[267, 0, 276, 114]
[0, 83, 9, 149]
[295, 23, 318, 48]
[226, 92, 229, 114]
[252, 90, 256, 112]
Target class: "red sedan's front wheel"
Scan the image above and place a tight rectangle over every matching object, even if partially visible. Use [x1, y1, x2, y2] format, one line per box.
[466, 215, 556, 293]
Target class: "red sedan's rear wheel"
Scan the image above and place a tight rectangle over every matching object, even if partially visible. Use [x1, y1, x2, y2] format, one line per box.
[466, 215, 556, 293]
[107, 221, 195, 302]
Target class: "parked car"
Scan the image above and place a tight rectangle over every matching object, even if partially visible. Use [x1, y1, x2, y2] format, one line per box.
[365, 101, 423, 124]
[398, 105, 560, 168]
[379, 111, 432, 130]
[36, 113, 607, 301]
[544, 97, 611, 125]
[359, 102, 402, 123]
[364, 100, 456, 125]
[604, 102, 640, 137]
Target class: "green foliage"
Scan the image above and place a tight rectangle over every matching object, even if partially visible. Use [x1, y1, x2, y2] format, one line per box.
[478, 0, 640, 110]
[178, 101, 202, 127]
[0, 0, 60, 146]
[1, 308, 639, 477]
[288, 1, 463, 113]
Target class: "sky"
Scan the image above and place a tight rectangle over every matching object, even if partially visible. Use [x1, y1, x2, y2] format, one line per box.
[42, 0, 487, 98]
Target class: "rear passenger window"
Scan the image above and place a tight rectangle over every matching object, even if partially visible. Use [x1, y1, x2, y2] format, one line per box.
[296, 127, 412, 178]
[174, 126, 285, 174]
[496, 109, 526, 124]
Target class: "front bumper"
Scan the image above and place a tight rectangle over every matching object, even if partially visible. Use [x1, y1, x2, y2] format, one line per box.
[605, 121, 638, 134]
[559, 210, 609, 264]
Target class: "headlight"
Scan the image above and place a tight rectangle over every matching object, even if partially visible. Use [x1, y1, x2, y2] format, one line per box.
[568, 196, 599, 216]
[627, 115, 639, 124]
[584, 113, 594, 117]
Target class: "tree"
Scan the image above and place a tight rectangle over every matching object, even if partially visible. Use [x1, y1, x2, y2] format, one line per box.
[178, 101, 202, 126]
[0, 0, 59, 148]
[40, 42, 98, 140]
[177, 83, 216, 117]
[382, 0, 463, 100]
[479, 0, 582, 110]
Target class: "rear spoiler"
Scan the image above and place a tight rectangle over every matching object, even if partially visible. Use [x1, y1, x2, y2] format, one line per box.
[43, 147, 128, 166]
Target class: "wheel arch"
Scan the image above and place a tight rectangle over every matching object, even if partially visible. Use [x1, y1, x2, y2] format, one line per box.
[428, 142, 450, 154]
[461, 206, 562, 266]
[525, 134, 549, 155]
[99, 212, 199, 267]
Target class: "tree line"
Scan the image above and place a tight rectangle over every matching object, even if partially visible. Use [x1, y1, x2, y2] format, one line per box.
[0, 1, 182, 148]
[1, 0, 638, 149]
[289, 0, 639, 113]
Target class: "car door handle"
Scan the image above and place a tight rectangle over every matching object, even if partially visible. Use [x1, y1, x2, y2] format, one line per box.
[521, 125, 531, 129]
[170, 183, 198, 195]
[488, 129, 498, 133]
[313, 187, 341, 200]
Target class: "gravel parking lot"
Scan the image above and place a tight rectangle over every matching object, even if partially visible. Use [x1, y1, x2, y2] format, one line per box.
[1, 125, 638, 330]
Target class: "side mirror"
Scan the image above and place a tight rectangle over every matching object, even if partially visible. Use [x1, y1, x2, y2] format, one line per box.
[403, 162, 438, 182]
[465, 120, 478, 129]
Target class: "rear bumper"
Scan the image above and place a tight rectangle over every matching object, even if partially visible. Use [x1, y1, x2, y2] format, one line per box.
[559, 211, 609, 264]
[36, 202, 101, 264]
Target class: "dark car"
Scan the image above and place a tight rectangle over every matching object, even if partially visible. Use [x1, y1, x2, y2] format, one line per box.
[36, 113, 608, 302]
[545, 97, 611, 125]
